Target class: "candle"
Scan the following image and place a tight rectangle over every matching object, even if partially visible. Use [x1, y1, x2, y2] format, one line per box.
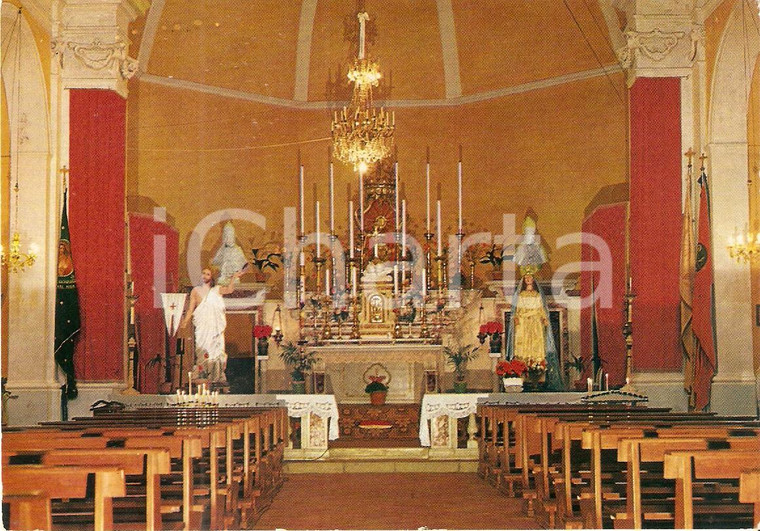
[458, 151, 463, 233]
[316, 201, 321, 258]
[299, 165, 305, 236]
[329, 162, 335, 234]
[436, 200, 442, 256]
[587, 378, 593, 393]
[394, 162, 399, 232]
[349, 200, 355, 259]
[351, 268, 357, 297]
[425, 149, 431, 232]
[188, 372, 192, 395]
[401, 199, 407, 290]
[422, 268, 427, 298]
[359, 172, 365, 233]
[605, 373, 609, 391]
[325, 268, 331, 295]
[393, 264, 399, 295]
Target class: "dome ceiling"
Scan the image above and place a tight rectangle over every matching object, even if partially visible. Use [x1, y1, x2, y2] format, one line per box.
[132, 0, 623, 106]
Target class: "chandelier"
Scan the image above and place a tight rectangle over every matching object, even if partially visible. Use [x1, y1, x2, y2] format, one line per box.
[1, 7, 37, 274]
[727, 226, 760, 262]
[331, 12, 394, 173]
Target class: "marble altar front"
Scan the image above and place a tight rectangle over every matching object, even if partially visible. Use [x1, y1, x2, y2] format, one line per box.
[312, 344, 443, 403]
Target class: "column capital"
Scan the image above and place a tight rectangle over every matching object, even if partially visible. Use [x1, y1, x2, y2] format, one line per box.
[52, 0, 149, 98]
[613, 0, 703, 86]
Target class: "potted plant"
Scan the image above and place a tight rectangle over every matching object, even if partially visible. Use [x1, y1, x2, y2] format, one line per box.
[253, 324, 272, 358]
[365, 376, 389, 405]
[495, 359, 527, 392]
[478, 321, 504, 354]
[278, 342, 319, 394]
[444, 343, 479, 393]
[479, 244, 504, 280]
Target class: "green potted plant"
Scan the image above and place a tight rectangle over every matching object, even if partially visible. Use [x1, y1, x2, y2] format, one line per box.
[444, 343, 479, 393]
[279, 342, 319, 394]
[365, 376, 389, 405]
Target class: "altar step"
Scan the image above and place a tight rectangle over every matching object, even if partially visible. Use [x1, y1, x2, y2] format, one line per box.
[284, 447, 478, 474]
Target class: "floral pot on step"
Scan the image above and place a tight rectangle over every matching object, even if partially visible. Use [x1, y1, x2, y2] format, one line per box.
[291, 380, 306, 394]
[502, 377, 523, 393]
[369, 391, 387, 405]
[452, 381, 468, 393]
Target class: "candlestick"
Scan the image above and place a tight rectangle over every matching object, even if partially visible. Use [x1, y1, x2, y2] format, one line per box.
[299, 165, 305, 236]
[426, 149, 431, 232]
[458, 150, 463, 233]
[436, 200, 442, 256]
[316, 201, 321, 257]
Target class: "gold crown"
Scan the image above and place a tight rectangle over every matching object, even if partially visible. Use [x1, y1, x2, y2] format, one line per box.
[519, 264, 540, 276]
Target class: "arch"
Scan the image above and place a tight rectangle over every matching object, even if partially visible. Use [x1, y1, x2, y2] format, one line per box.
[705, 0, 759, 411]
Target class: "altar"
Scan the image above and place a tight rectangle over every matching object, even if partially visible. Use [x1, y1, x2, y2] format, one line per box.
[312, 343, 443, 403]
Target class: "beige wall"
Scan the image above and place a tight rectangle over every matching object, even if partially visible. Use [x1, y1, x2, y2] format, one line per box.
[127, 72, 628, 291]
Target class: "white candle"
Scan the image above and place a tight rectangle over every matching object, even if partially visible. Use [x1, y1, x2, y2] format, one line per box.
[351, 269, 357, 297]
[425, 155, 431, 232]
[436, 200, 442, 256]
[349, 200, 355, 259]
[316, 201, 321, 258]
[401, 200, 407, 257]
[393, 264, 399, 295]
[329, 163, 335, 234]
[188, 372, 192, 395]
[458, 157, 463, 232]
[394, 162, 399, 232]
[422, 268, 427, 298]
[325, 268, 331, 295]
[299, 165, 305, 235]
[359, 172, 365, 233]
[605, 373, 609, 391]
[587, 378, 593, 393]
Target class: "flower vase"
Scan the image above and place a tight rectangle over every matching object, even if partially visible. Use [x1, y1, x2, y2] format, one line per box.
[489, 332, 502, 354]
[521, 370, 546, 392]
[291, 380, 306, 394]
[257, 337, 269, 358]
[453, 381, 468, 393]
[502, 377, 523, 393]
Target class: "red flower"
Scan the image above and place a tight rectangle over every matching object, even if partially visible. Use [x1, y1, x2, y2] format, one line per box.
[484, 321, 503, 334]
[368, 375, 386, 383]
[253, 325, 273, 339]
[495, 359, 527, 377]
[204, 353, 209, 359]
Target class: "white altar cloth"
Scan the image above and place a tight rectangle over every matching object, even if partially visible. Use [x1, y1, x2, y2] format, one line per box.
[419, 393, 488, 446]
[276, 394, 340, 441]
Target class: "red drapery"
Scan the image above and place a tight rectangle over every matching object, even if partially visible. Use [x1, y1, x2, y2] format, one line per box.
[129, 213, 179, 394]
[629, 77, 683, 371]
[580, 204, 627, 386]
[69, 90, 126, 381]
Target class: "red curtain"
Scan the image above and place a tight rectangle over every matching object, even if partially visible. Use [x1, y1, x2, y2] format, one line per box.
[629, 77, 683, 370]
[129, 213, 179, 394]
[581, 204, 627, 386]
[69, 90, 126, 381]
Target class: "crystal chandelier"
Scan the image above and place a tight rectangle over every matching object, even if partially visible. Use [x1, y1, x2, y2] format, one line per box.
[1, 7, 38, 274]
[331, 12, 394, 173]
[727, 227, 760, 262]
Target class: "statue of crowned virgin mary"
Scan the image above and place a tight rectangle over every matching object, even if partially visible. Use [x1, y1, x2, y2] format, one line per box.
[506, 216, 564, 391]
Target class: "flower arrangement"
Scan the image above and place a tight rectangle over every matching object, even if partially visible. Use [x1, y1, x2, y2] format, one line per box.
[253, 325, 272, 339]
[479, 321, 504, 336]
[495, 359, 527, 377]
[364, 375, 389, 393]
[525, 359, 547, 373]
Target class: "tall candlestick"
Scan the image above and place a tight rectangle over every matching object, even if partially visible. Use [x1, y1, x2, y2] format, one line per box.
[436, 200, 442, 256]
[425, 148, 431, 232]
[316, 201, 321, 257]
[349, 200, 355, 259]
[329, 162, 335, 234]
[299, 165, 305, 236]
[458, 148, 463, 232]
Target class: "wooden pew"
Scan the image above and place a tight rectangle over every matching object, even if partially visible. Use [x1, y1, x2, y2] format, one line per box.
[739, 468, 760, 528]
[3, 464, 125, 531]
[2, 491, 51, 530]
[663, 449, 760, 529]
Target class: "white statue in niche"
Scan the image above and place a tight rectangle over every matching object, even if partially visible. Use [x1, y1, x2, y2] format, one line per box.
[212, 221, 248, 285]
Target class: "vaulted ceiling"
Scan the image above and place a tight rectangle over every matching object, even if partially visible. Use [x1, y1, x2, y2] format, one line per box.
[130, 0, 624, 106]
